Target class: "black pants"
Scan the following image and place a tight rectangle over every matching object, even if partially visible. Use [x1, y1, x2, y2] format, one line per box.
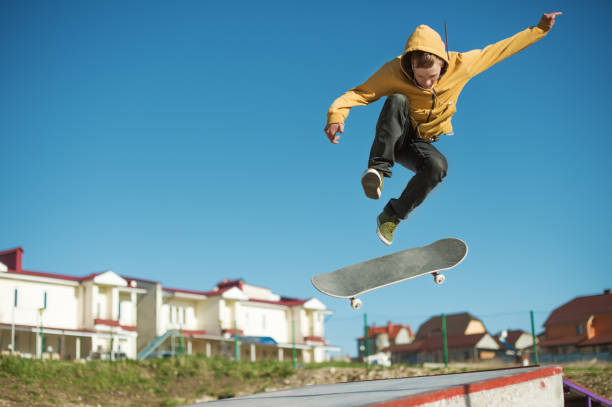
[368, 94, 448, 219]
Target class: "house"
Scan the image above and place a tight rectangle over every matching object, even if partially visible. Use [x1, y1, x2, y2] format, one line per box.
[135, 278, 338, 363]
[387, 312, 500, 365]
[493, 330, 536, 362]
[0, 246, 338, 362]
[356, 321, 413, 360]
[539, 289, 612, 355]
[0, 247, 146, 359]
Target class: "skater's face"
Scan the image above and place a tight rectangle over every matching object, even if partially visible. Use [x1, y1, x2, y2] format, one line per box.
[412, 61, 443, 90]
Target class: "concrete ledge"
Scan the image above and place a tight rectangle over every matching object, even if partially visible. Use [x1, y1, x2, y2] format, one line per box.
[183, 365, 564, 407]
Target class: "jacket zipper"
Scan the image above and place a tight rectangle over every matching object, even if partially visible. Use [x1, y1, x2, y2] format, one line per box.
[425, 92, 435, 122]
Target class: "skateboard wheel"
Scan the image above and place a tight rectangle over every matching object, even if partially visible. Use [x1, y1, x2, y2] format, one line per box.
[350, 298, 362, 310]
[433, 273, 445, 285]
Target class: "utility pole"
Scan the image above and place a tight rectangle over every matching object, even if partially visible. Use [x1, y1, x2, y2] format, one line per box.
[39, 292, 47, 359]
[292, 318, 297, 368]
[364, 313, 370, 368]
[442, 313, 448, 368]
[11, 288, 17, 355]
[110, 328, 114, 361]
[530, 310, 539, 365]
[234, 319, 239, 361]
[179, 327, 185, 355]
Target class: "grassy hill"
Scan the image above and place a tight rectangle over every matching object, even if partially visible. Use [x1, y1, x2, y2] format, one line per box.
[0, 355, 609, 406]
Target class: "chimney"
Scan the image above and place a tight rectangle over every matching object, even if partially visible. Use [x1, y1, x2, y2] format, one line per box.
[0, 247, 23, 271]
[604, 289, 611, 295]
[388, 321, 393, 331]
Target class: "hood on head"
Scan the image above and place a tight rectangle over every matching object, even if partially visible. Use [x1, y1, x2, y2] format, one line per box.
[401, 25, 449, 80]
[403, 25, 449, 63]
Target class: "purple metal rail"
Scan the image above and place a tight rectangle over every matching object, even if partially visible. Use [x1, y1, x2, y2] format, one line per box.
[563, 377, 612, 407]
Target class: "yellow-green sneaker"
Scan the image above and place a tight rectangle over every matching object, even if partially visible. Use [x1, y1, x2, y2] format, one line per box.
[361, 169, 384, 199]
[377, 211, 400, 246]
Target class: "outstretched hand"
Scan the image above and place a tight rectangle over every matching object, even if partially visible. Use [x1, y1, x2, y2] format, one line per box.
[540, 11, 562, 30]
[324, 123, 344, 144]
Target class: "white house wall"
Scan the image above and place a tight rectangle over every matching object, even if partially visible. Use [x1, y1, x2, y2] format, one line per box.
[82, 282, 94, 328]
[38, 285, 79, 329]
[161, 298, 198, 331]
[219, 299, 232, 330]
[0, 278, 79, 330]
[242, 284, 279, 301]
[118, 292, 137, 327]
[111, 287, 119, 320]
[476, 334, 501, 350]
[198, 298, 221, 335]
[95, 286, 110, 320]
[300, 309, 308, 339]
[515, 334, 535, 350]
[396, 328, 411, 344]
[376, 333, 390, 349]
[312, 311, 324, 337]
[240, 303, 288, 343]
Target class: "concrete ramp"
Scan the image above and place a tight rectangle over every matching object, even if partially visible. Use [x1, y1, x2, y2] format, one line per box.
[184, 365, 563, 406]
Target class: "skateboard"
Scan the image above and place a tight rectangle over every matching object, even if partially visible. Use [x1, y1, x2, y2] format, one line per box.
[311, 238, 468, 309]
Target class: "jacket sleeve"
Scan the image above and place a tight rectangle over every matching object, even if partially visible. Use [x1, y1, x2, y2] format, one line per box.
[462, 21, 550, 78]
[326, 61, 395, 125]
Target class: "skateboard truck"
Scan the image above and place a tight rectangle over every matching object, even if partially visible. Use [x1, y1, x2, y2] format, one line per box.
[433, 272, 445, 285]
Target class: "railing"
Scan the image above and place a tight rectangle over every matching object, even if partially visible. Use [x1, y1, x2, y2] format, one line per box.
[137, 330, 179, 359]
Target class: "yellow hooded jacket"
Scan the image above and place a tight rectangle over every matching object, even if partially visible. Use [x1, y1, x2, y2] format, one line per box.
[326, 21, 551, 141]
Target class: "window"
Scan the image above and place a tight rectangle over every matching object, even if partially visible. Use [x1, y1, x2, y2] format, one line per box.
[577, 325, 583, 335]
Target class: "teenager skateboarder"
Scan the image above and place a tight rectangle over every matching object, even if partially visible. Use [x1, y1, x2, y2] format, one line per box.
[324, 12, 561, 245]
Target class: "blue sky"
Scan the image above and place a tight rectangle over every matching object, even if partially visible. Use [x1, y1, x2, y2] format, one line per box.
[1, 0, 611, 357]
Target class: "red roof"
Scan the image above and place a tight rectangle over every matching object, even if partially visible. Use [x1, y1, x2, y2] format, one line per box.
[215, 279, 244, 290]
[539, 332, 612, 348]
[201, 287, 232, 297]
[544, 291, 612, 326]
[416, 313, 483, 339]
[222, 329, 244, 336]
[180, 329, 207, 337]
[304, 336, 327, 344]
[0, 247, 23, 271]
[387, 333, 489, 353]
[204, 280, 310, 306]
[5, 268, 83, 281]
[359, 322, 414, 340]
[0, 247, 130, 283]
[538, 335, 586, 348]
[94, 319, 137, 332]
[578, 332, 612, 346]
[2, 248, 312, 309]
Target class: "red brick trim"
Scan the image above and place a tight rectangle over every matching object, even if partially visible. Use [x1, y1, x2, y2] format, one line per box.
[369, 366, 563, 407]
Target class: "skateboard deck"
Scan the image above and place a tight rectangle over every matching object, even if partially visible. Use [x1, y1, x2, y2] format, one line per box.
[311, 238, 467, 309]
